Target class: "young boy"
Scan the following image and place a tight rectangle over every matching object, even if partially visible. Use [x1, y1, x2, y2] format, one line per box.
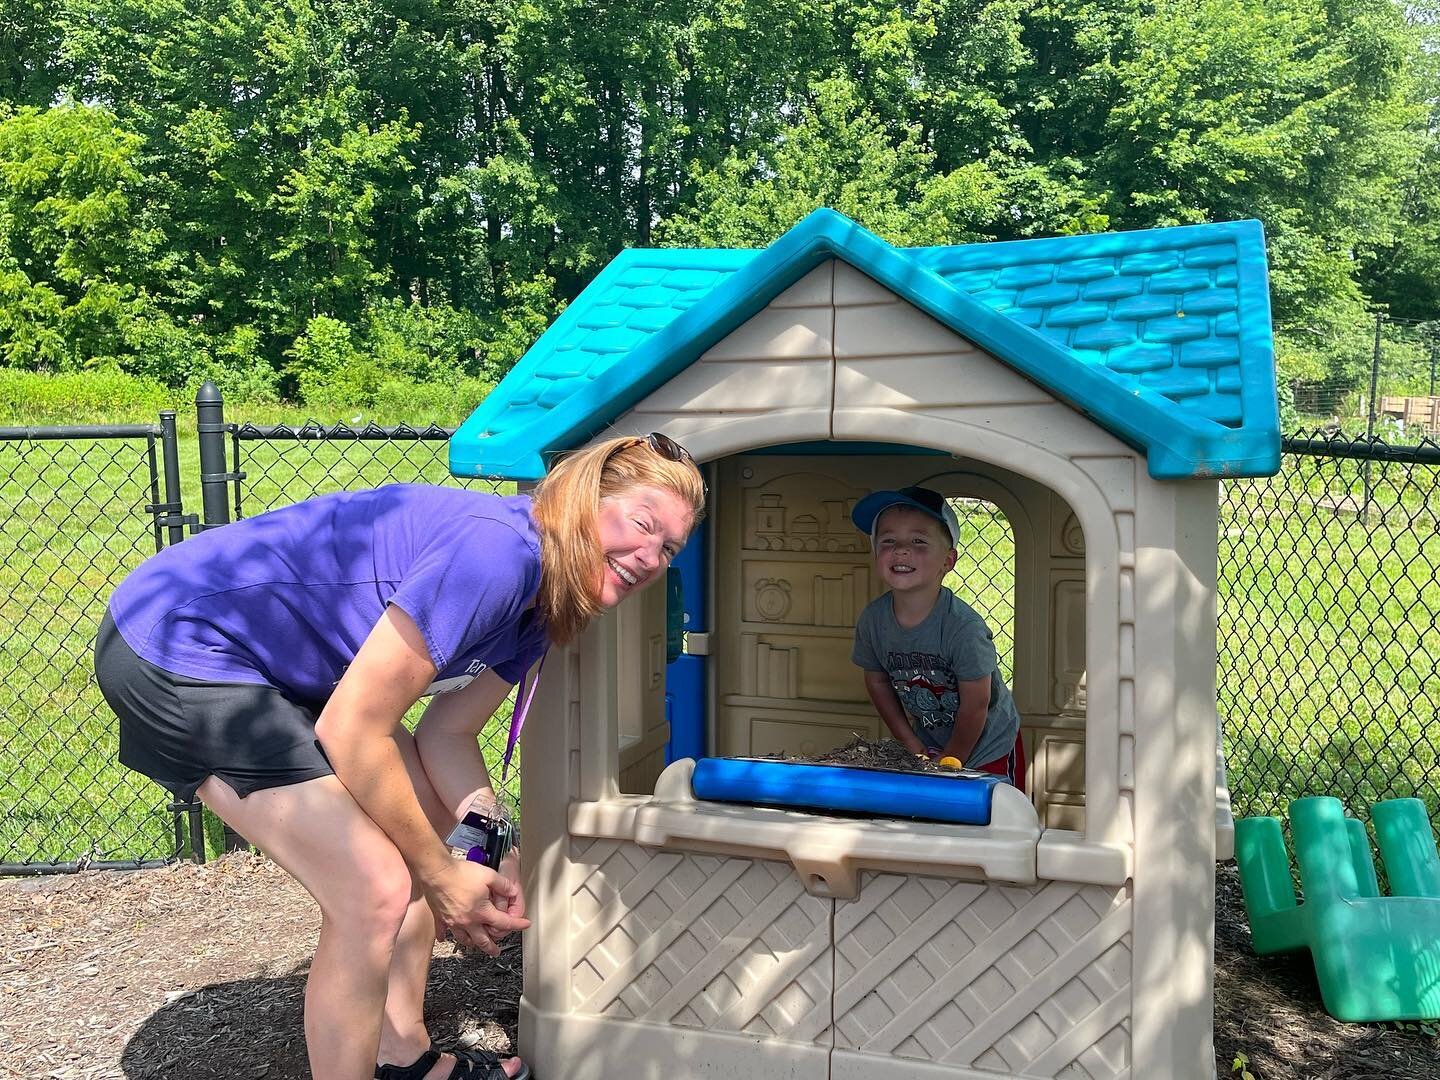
[850, 486, 1025, 787]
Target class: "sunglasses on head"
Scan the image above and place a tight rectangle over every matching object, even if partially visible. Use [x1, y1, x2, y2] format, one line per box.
[609, 432, 706, 495]
[641, 431, 695, 466]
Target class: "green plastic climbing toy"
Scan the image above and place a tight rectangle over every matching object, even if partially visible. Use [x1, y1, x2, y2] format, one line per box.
[1235, 796, 1440, 1023]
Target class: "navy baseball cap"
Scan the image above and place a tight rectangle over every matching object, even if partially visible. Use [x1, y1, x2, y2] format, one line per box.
[851, 486, 960, 547]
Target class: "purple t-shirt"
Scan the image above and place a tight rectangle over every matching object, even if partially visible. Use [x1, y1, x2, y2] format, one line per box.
[108, 485, 548, 702]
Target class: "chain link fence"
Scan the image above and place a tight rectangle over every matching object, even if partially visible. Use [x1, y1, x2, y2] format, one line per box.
[1219, 430, 1440, 833]
[1289, 315, 1440, 433]
[0, 424, 183, 870]
[2, 402, 1437, 870]
[946, 499, 1016, 685]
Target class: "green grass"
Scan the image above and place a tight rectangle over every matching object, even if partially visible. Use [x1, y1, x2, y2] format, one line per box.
[1218, 457, 1440, 826]
[0, 433, 175, 864]
[944, 500, 1017, 685]
[1, 401, 1436, 866]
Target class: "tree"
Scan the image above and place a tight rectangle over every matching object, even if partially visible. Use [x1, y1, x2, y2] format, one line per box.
[8, 0, 1430, 397]
[0, 104, 195, 377]
[661, 76, 1003, 247]
[0, 0, 69, 106]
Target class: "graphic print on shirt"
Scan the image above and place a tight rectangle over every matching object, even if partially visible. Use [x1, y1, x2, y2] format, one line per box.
[887, 649, 959, 734]
[426, 659, 489, 697]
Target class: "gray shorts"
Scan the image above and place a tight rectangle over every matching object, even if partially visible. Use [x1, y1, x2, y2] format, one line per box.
[94, 610, 335, 802]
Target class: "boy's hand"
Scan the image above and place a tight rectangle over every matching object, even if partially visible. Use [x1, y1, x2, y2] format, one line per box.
[899, 735, 929, 758]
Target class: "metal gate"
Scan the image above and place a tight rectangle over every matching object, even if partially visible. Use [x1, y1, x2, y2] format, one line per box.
[0, 413, 200, 872]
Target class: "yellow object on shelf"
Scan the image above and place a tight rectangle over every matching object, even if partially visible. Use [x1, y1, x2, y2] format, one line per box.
[937, 756, 963, 769]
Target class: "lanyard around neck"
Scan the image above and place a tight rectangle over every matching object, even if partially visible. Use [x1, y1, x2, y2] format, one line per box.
[501, 654, 545, 782]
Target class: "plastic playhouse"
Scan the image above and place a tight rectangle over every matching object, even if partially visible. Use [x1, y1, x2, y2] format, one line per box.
[450, 208, 1281, 1080]
[1237, 796, 1440, 1023]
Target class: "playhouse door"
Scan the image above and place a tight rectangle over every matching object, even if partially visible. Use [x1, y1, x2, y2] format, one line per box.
[712, 454, 906, 758]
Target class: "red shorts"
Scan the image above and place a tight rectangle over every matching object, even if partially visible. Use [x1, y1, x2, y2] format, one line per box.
[975, 731, 1027, 790]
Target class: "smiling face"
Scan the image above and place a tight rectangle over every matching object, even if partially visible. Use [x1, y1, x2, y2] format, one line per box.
[595, 484, 695, 609]
[872, 505, 957, 595]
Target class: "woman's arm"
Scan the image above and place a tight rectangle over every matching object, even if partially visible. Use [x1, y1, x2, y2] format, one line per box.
[413, 669, 520, 820]
[314, 606, 528, 952]
[414, 669, 530, 930]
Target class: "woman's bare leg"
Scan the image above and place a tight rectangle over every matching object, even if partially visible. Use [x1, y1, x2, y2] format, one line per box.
[375, 730, 524, 1077]
[375, 730, 449, 1066]
[197, 774, 414, 1080]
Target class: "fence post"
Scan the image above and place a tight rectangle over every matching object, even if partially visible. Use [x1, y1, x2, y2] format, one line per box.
[1363, 313, 1383, 516]
[1429, 333, 1437, 398]
[193, 381, 249, 854]
[156, 409, 208, 862]
[195, 380, 232, 530]
[157, 411, 187, 549]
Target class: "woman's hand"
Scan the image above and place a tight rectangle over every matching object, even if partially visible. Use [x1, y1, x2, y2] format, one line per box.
[467, 847, 527, 952]
[425, 860, 530, 956]
[494, 848, 526, 921]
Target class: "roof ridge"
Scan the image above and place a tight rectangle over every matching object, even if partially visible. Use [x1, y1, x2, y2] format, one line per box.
[450, 209, 1278, 480]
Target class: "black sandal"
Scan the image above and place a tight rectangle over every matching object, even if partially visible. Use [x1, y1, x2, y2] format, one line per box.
[376, 1046, 531, 1080]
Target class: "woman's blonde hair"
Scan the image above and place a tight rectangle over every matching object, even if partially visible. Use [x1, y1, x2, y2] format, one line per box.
[531, 434, 706, 645]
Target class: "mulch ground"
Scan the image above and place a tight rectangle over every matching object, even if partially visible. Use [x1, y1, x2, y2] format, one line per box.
[1, 772, 1436, 1079]
[1212, 860, 1440, 1079]
[0, 855, 519, 1079]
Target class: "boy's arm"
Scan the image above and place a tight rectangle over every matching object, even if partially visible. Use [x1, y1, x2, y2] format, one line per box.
[938, 674, 991, 764]
[862, 670, 928, 757]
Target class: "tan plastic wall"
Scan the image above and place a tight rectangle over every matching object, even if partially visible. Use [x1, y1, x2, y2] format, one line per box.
[519, 259, 1221, 1079]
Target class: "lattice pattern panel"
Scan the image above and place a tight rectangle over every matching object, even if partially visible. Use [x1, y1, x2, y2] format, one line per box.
[569, 839, 832, 1042]
[834, 873, 1133, 1079]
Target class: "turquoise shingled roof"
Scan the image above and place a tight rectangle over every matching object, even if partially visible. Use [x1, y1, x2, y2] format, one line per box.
[450, 208, 1279, 480]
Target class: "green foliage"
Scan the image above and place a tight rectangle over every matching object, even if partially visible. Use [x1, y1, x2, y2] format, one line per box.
[0, 105, 153, 371]
[287, 314, 368, 409]
[365, 298, 485, 385]
[199, 325, 282, 404]
[0, 366, 170, 420]
[0, 0, 1431, 402]
[1275, 377, 1299, 434]
[0, 1, 69, 105]
[1363, 24, 1440, 321]
[288, 299, 521, 409]
[660, 77, 1004, 247]
[479, 273, 562, 380]
[370, 376, 496, 425]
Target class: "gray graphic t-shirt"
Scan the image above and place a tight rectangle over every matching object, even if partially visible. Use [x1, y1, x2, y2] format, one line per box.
[851, 587, 1020, 768]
